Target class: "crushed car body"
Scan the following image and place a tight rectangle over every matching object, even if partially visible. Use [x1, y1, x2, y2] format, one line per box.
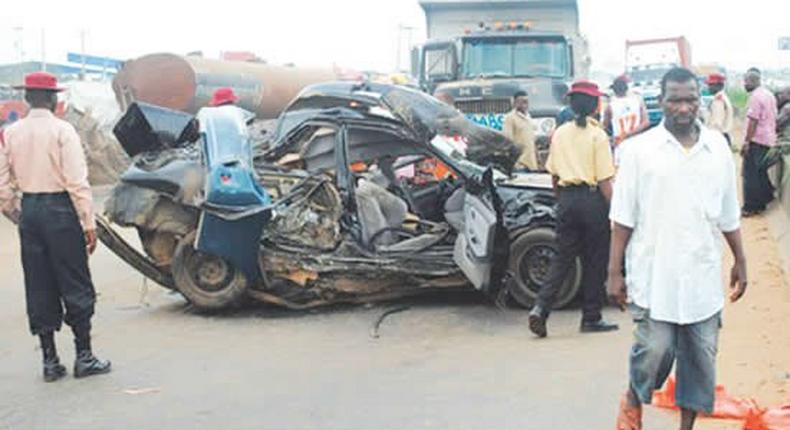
[100, 82, 582, 311]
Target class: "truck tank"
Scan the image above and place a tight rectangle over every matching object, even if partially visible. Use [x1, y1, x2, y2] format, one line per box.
[112, 53, 341, 119]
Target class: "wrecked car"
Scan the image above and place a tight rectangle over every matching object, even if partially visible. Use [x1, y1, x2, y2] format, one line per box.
[98, 82, 581, 311]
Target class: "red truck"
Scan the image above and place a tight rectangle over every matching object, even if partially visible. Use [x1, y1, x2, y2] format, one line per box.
[624, 36, 692, 124]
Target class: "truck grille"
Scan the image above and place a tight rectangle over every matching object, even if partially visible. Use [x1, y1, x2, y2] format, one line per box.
[456, 99, 512, 114]
[642, 94, 662, 125]
[643, 94, 660, 109]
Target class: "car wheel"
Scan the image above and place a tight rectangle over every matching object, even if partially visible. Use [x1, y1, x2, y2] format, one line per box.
[172, 231, 249, 310]
[507, 227, 582, 309]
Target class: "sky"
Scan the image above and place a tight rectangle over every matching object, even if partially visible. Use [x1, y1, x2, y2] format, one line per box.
[1, 0, 788, 75]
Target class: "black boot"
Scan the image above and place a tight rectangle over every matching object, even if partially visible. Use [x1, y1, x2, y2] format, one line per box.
[72, 324, 111, 379]
[528, 305, 549, 338]
[580, 318, 619, 333]
[39, 332, 67, 383]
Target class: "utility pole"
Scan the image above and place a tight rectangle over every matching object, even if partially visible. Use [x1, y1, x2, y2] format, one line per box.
[396, 24, 416, 73]
[80, 29, 87, 80]
[40, 28, 47, 72]
[13, 26, 25, 84]
[13, 27, 24, 63]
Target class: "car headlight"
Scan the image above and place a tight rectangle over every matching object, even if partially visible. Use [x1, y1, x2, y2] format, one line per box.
[534, 117, 556, 135]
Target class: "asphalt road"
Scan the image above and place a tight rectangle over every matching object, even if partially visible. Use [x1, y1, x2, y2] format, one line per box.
[0, 220, 712, 430]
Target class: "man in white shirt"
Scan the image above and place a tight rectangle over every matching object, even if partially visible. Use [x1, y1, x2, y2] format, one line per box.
[607, 68, 747, 430]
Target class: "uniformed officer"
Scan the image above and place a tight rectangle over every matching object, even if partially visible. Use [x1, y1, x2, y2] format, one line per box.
[209, 87, 239, 107]
[528, 80, 619, 338]
[704, 73, 734, 146]
[502, 90, 539, 171]
[0, 72, 111, 382]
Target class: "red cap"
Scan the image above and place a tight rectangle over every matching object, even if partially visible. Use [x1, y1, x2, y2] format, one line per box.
[568, 80, 604, 97]
[13, 71, 65, 92]
[705, 73, 726, 85]
[209, 87, 239, 107]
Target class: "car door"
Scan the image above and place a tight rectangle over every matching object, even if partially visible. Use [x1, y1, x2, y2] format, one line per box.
[452, 168, 509, 292]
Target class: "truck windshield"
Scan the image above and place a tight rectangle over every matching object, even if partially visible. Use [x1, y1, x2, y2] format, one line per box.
[462, 38, 568, 79]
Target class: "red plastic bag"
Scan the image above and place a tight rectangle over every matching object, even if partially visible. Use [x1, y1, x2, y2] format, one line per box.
[652, 377, 790, 430]
[743, 404, 790, 430]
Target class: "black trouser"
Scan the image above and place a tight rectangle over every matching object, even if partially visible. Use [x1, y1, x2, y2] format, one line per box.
[537, 185, 610, 322]
[19, 192, 95, 335]
[742, 143, 774, 212]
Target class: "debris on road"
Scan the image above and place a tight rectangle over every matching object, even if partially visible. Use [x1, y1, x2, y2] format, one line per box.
[653, 377, 790, 430]
[62, 81, 129, 185]
[122, 387, 162, 396]
[370, 305, 412, 339]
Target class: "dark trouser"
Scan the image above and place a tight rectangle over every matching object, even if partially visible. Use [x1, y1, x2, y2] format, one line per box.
[742, 143, 774, 212]
[19, 192, 95, 336]
[537, 185, 610, 322]
[723, 133, 731, 148]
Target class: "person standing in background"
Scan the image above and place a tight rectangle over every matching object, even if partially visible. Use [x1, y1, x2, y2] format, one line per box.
[604, 75, 649, 162]
[704, 73, 734, 146]
[741, 68, 778, 216]
[502, 90, 538, 171]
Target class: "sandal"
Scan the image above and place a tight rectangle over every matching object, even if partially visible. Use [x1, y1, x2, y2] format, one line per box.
[615, 393, 642, 430]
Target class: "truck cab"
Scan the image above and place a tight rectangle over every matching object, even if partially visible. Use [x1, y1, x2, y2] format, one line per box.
[412, 0, 589, 169]
[628, 64, 674, 126]
[624, 37, 692, 126]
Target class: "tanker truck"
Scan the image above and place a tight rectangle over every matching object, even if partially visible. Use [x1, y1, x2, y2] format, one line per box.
[112, 53, 343, 119]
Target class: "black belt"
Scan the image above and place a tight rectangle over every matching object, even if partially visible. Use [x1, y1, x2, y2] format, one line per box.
[22, 191, 70, 200]
[558, 184, 598, 192]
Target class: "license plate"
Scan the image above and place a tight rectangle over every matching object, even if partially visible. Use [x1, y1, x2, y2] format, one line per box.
[466, 113, 504, 131]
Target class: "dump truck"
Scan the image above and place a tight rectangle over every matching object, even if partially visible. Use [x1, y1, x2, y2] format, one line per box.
[411, 0, 590, 162]
[625, 36, 692, 125]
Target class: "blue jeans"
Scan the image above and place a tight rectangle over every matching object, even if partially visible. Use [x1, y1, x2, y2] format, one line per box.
[628, 305, 721, 414]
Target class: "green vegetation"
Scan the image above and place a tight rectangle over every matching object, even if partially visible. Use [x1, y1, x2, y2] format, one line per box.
[728, 87, 749, 115]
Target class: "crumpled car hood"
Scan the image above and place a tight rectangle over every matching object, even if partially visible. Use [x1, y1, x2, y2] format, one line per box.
[274, 82, 520, 173]
[380, 86, 519, 172]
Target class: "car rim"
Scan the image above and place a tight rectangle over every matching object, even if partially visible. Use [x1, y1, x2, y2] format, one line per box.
[518, 244, 556, 292]
[187, 250, 234, 293]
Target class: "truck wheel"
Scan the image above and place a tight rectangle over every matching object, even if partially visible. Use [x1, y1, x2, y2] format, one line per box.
[172, 231, 249, 310]
[507, 227, 582, 309]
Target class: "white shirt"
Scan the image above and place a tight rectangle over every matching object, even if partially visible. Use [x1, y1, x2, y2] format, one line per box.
[705, 91, 734, 135]
[610, 123, 740, 324]
[610, 95, 645, 138]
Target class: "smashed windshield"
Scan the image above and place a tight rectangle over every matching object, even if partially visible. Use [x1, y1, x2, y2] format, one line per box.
[430, 135, 507, 180]
[463, 37, 569, 79]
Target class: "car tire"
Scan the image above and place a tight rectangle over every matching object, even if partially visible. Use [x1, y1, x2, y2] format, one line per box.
[507, 227, 582, 309]
[172, 231, 249, 311]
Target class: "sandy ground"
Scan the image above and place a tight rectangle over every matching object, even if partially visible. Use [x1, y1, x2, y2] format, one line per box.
[0, 197, 787, 430]
[690, 206, 790, 430]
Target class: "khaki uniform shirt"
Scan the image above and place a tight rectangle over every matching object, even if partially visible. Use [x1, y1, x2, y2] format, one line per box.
[545, 118, 615, 186]
[502, 110, 538, 170]
[706, 90, 734, 134]
[0, 109, 95, 229]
